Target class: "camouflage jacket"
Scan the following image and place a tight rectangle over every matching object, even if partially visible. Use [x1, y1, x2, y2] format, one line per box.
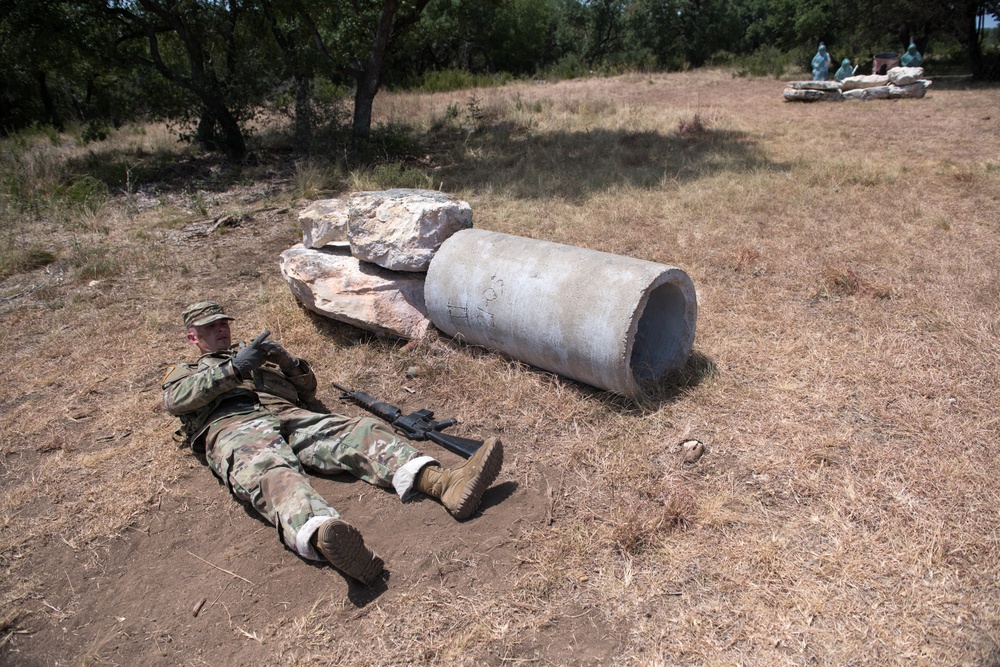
[162, 348, 318, 446]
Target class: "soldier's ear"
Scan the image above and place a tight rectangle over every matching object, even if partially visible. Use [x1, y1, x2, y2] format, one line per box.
[186, 328, 199, 346]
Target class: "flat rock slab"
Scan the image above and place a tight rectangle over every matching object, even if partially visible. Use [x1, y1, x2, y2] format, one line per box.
[843, 85, 891, 100]
[888, 81, 930, 98]
[787, 80, 843, 91]
[279, 244, 432, 340]
[784, 88, 844, 102]
[841, 74, 890, 90]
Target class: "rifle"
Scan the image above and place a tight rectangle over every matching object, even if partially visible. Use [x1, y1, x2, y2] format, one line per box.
[331, 381, 483, 459]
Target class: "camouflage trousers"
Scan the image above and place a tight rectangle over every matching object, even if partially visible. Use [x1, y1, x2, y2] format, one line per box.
[203, 402, 435, 561]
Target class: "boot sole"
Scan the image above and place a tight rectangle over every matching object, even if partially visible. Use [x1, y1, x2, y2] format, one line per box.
[449, 437, 504, 520]
[316, 519, 384, 585]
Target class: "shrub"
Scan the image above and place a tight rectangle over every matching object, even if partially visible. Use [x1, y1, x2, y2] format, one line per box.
[61, 175, 109, 211]
[733, 46, 794, 78]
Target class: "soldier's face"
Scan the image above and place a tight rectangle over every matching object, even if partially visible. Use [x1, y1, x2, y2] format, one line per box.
[187, 320, 232, 353]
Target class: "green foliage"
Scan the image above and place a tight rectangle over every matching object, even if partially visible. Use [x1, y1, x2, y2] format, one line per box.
[367, 121, 425, 160]
[2, 0, 998, 152]
[543, 52, 590, 80]
[81, 122, 110, 144]
[397, 0, 561, 79]
[986, 26, 1000, 50]
[61, 175, 108, 210]
[732, 46, 797, 78]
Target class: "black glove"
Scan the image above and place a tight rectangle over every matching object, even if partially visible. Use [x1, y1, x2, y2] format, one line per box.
[260, 340, 299, 374]
[231, 340, 268, 379]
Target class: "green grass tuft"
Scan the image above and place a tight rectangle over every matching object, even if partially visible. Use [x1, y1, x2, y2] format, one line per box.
[0, 245, 58, 279]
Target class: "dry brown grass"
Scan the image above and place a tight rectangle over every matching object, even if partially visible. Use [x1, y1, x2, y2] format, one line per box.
[2, 69, 999, 665]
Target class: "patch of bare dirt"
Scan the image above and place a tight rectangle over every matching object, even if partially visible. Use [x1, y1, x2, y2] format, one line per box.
[8, 451, 565, 667]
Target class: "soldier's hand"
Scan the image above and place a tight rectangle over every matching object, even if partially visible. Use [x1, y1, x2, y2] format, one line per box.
[231, 341, 267, 379]
[260, 340, 299, 374]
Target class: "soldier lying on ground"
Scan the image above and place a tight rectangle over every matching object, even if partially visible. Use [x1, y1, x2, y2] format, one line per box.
[162, 301, 504, 585]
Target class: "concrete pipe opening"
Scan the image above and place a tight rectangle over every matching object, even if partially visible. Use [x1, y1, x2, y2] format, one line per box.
[629, 277, 693, 387]
[424, 229, 697, 398]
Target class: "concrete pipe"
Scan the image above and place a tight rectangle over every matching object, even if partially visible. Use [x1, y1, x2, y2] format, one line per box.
[424, 229, 697, 398]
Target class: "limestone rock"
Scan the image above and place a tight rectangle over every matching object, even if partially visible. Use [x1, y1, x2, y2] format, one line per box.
[841, 74, 890, 91]
[348, 189, 473, 272]
[783, 88, 843, 102]
[787, 80, 842, 91]
[279, 244, 432, 340]
[680, 439, 706, 464]
[843, 86, 891, 100]
[888, 81, 930, 99]
[887, 67, 924, 86]
[299, 199, 350, 249]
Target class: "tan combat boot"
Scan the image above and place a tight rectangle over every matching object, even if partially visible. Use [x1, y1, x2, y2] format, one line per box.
[415, 437, 503, 520]
[313, 519, 384, 585]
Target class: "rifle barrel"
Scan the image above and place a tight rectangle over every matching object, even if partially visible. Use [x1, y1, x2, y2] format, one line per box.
[332, 381, 483, 459]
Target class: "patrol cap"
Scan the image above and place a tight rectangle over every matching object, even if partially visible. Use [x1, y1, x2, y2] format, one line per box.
[182, 301, 235, 328]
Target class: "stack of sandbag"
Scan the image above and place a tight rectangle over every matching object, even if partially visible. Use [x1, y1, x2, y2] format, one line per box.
[280, 189, 473, 339]
[841, 67, 931, 99]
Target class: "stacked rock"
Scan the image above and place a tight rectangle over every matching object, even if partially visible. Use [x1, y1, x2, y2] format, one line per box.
[846, 66, 931, 100]
[783, 80, 843, 102]
[784, 67, 931, 102]
[280, 189, 473, 340]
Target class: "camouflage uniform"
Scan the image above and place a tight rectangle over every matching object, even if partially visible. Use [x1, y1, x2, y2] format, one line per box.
[162, 350, 435, 561]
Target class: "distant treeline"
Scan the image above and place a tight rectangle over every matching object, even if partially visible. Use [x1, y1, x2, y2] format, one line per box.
[2, 0, 997, 157]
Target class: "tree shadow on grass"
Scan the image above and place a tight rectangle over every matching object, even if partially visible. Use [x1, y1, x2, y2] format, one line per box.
[61, 113, 785, 201]
[63, 145, 296, 195]
[924, 74, 1000, 90]
[427, 122, 786, 201]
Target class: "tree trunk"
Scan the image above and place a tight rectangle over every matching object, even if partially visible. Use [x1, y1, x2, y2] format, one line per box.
[964, 4, 984, 78]
[351, 71, 378, 146]
[351, 0, 400, 147]
[36, 70, 63, 131]
[195, 101, 247, 159]
[212, 103, 247, 160]
[294, 75, 314, 154]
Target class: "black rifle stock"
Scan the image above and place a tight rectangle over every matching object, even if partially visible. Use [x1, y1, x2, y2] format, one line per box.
[331, 382, 483, 459]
